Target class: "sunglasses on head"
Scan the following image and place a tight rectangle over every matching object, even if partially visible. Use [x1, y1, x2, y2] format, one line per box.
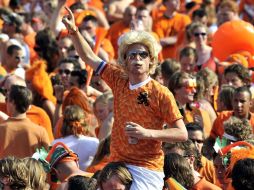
[194, 32, 206, 37]
[126, 50, 149, 60]
[59, 69, 71, 75]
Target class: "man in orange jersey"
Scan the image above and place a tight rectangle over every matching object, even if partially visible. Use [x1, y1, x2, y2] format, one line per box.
[63, 7, 187, 190]
[205, 86, 254, 159]
[210, 86, 254, 139]
[153, 0, 191, 59]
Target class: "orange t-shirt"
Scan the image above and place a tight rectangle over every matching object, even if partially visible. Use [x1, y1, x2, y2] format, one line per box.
[191, 177, 222, 190]
[0, 103, 54, 142]
[151, 4, 166, 21]
[0, 117, 50, 158]
[199, 156, 217, 184]
[101, 63, 183, 171]
[106, 21, 130, 58]
[153, 12, 191, 59]
[210, 111, 254, 139]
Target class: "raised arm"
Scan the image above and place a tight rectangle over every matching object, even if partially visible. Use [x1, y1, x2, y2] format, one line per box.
[62, 7, 103, 71]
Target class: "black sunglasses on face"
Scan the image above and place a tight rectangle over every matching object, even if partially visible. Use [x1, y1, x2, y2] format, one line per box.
[59, 69, 71, 75]
[194, 32, 206, 37]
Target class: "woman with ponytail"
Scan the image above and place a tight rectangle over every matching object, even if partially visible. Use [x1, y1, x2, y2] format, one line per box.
[52, 105, 99, 171]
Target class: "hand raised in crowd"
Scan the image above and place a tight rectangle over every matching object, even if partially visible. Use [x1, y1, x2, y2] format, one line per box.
[62, 7, 76, 33]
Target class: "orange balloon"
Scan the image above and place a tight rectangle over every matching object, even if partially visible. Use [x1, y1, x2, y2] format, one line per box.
[212, 20, 254, 62]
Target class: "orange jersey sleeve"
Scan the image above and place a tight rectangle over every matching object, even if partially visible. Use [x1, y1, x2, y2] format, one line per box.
[199, 156, 217, 184]
[210, 111, 233, 139]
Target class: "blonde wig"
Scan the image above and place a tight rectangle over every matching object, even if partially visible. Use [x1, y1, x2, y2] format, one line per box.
[117, 30, 161, 74]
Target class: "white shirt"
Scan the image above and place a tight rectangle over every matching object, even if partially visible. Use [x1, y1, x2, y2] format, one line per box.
[52, 135, 99, 171]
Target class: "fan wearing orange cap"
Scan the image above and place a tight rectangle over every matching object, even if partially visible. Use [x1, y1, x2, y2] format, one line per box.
[46, 142, 93, 190]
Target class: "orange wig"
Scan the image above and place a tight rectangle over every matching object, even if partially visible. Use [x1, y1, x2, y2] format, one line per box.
[25, 60, 56, 104]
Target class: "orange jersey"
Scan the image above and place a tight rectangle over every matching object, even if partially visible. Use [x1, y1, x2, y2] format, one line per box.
[153, 13, 191, 59]
[210, 111, 254, 139]
[101, 63, 183, 171]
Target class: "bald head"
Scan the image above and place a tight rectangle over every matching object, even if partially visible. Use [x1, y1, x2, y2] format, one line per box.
[123, 6, 136, 25]
[4, 75, 26, 92]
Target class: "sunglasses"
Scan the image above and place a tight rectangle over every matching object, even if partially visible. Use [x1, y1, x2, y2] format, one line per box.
[126, 50, 149, 60]
[183, 79, 197, 92]
[59, 69, 71, 75]
[194, 32, 206, 37]
[190, 138, 204, 144]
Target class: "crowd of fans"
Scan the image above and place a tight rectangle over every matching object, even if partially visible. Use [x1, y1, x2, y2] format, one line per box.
[0, 0, 254, 189]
